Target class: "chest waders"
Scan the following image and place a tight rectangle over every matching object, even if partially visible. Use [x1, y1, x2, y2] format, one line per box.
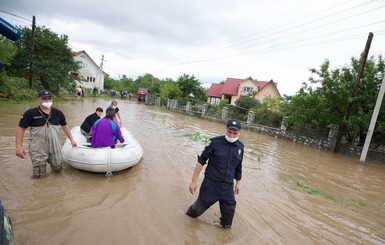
[29, 126, 50, 178]
[29, 123, 63, 178]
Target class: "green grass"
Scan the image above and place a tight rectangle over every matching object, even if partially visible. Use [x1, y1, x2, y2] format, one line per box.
[185, 132, 210, 145]
[279, 172, 374, 213]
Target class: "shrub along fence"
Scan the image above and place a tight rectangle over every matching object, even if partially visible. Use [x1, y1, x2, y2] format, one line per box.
[162, 99, 385, 163]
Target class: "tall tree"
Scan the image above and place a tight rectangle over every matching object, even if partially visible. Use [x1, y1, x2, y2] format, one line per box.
[9, 26, 80, 93]
[282, 55, 385, 147]
[0, 36, 16, 69]
[176, 73, 206, 102]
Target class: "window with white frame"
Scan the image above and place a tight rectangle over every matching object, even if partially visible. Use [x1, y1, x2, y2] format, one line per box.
[211, 97, 220, 105]
[242, 87, 253, 95]
[80, 62, 87, 69]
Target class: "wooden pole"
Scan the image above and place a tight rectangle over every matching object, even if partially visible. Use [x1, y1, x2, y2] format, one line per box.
[333, 32, 373, 153]
[28, 15, 36, 88]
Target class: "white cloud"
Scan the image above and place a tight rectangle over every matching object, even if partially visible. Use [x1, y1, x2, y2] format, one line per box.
[1, 0, 385, 95]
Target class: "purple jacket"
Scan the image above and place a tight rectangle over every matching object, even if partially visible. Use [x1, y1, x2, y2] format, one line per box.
[91, 118, 125, 147]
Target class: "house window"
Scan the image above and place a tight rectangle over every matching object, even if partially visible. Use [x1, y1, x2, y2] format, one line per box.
[210, 97, 220, 105]
[80, 62, 87, 69]
[243, 87, 253, 93]
[87, 76, 96, 82]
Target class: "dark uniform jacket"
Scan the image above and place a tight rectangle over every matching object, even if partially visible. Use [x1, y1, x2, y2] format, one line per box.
[197, 135, 243, 183]
[19, 107, 67, 128]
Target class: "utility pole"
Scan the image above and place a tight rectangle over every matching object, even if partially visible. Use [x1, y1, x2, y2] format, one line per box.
[333, 32, 373, 153]
[360, 74, 385, 163]
[96, 55, 104, 93]
[28, 15, 36, 88]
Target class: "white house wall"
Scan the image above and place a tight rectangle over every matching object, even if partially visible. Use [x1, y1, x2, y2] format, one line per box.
[73, 52, 104, 91]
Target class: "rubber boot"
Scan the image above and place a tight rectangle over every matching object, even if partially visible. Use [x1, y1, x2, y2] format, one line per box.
[51, 164, 62, 173]
[219, 204, 236, 228]
[39, 165, 50, 178]
[31, 165, 49, 179]
[31, 166, 41, 179]
[186, 197, 208, 218]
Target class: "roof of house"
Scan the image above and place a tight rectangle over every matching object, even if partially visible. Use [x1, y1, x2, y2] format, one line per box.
[73, 50, 108, 76]
[221, 78, 243, 95]
[206, 77, 278, 97]
[206, 83, 223, 97]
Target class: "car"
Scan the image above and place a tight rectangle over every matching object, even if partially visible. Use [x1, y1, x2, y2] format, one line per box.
[137, 88, 150, 102]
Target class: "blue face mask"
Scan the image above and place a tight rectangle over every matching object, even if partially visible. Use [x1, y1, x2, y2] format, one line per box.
[225, 135, 238, 143]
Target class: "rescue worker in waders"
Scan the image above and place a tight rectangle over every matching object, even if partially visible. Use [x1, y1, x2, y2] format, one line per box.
[186, 119, 243, 228]
[16, 90, 77, 179]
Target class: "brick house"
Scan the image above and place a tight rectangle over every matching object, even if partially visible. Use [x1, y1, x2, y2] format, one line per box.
[207, 77, 281, 105]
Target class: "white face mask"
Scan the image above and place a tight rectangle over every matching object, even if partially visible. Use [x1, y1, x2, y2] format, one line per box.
[112, 106, 117, 109]
[225, 135, 239, 143]
[41, 101, 53, 108]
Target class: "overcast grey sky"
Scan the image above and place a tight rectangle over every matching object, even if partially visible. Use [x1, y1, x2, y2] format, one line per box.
[1, 0, 385, 95]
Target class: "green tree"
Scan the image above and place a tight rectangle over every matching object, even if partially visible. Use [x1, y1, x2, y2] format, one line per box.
[0, 36, 16, 68]
[9, 26, 80, 94]
[176, 73, 206, 103]
[282, 55, 385, 147]
[253, 96, 283, 127]
[235, 95, 259, 109]
[159, 81, 182, 104]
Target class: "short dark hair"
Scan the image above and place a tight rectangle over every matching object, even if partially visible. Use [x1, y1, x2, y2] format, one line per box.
[105, 110, 115, 119]
[96, 107, 103, 112]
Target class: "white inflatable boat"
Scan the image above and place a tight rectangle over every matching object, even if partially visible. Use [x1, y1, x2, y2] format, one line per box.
[62, 126, 143, 175]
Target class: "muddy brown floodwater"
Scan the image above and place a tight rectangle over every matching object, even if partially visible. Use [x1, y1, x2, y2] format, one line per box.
[0, 98, 385, 244]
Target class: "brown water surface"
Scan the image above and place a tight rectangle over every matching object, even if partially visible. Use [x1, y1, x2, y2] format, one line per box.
[1, 98, 384, 244]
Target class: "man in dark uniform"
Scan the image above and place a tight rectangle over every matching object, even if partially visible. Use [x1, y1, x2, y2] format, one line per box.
[186, 119, 243, 228]
[15, 90, 77, 179]
[80, 107, 103, 142]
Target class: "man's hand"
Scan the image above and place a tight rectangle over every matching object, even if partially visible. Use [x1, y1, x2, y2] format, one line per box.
[16, 146, 26, 158]
[189, 182, 197, 195]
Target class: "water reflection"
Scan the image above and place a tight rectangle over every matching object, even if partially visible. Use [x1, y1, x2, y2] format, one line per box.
[0, 98, 384, 244]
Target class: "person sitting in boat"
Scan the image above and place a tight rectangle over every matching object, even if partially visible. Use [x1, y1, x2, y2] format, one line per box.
[80, 107, 103, 142]
[91, 110, 125, 148]
[106, 100, 122, 127]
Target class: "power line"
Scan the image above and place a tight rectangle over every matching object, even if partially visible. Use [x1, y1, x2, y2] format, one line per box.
[164, 4, 384, 65]
[0, 9, 31, 22]
[162, 0, 376, 62]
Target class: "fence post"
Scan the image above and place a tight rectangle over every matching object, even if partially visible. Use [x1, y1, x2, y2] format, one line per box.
[186, 102, 191, 113]
[328, 124, 339, 150]
[247, 111, 255, 126]
[221, 107, 228, 120]
[281, 116, 288, 131]
[172, 100, 178, 110]
[202, 104, 208, 117]
[156, 97, 161, 107]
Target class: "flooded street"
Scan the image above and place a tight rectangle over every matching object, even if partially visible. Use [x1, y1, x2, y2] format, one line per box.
[1, 98, 385, 244]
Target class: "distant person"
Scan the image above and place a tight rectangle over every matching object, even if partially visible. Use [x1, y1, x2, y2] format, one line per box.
[106, 100, 122, 127]
[16, 89, 77, 179]
[186, 119, 244, 229]
[91, 110, 125, 148]
[80, 107, 103, 142]
[75, 87, 82, 97]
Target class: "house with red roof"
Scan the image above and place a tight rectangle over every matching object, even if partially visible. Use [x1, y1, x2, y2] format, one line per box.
[206, 77, 281, 105]
[73, 50, 106, 91]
